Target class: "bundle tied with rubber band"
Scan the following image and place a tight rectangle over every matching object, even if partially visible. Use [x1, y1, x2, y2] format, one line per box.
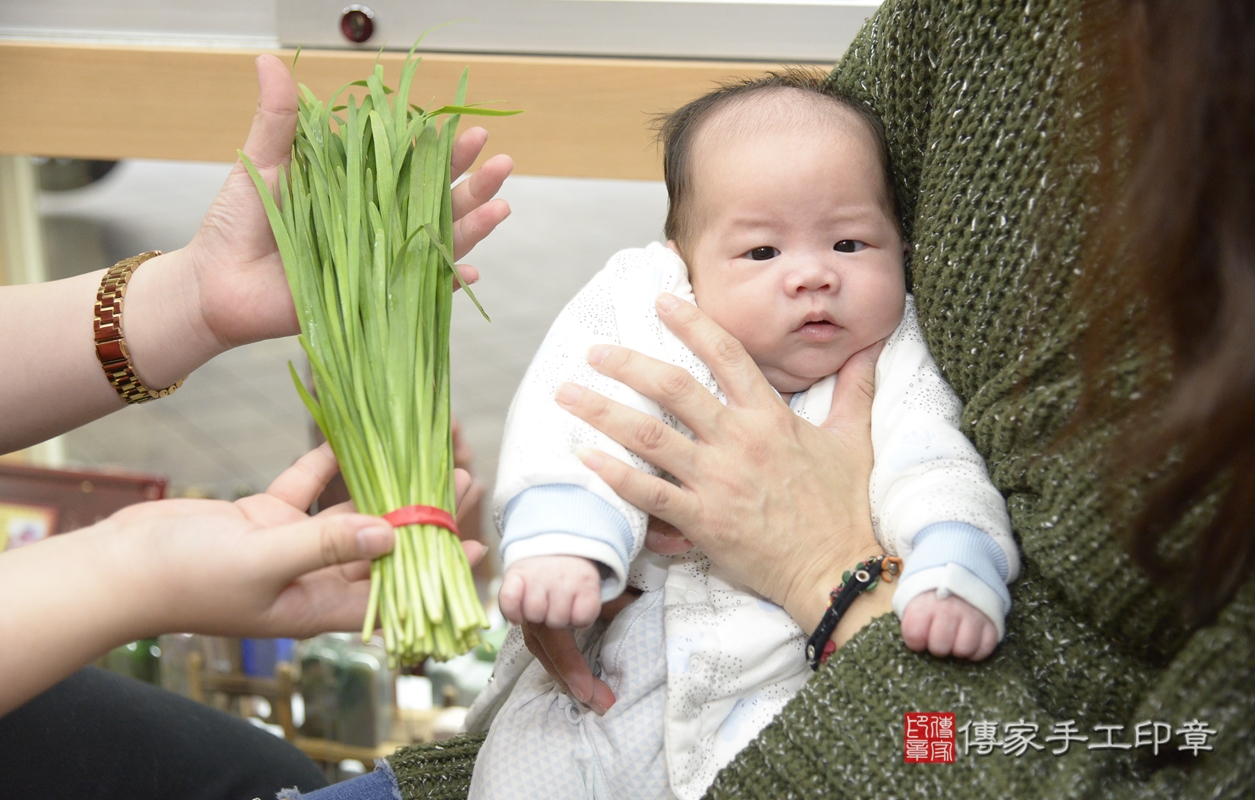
[243, 51, 518, 665]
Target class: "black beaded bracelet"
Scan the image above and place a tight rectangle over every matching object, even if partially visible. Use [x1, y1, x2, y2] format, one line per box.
[805, 554, 903, 670]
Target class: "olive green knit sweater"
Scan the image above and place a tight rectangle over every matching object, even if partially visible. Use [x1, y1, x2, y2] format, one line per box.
[388, 0, 1255, 796]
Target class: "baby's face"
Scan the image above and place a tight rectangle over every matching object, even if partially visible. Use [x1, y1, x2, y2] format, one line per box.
[679, 111, 906, 394]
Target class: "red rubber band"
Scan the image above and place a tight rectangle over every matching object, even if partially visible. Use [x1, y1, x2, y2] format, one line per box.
[382, 504, 459, 535]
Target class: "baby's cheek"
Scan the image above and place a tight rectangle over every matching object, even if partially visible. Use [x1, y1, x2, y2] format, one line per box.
[861, 280, 905, 336]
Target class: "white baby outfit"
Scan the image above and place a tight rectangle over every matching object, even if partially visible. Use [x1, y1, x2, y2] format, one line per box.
[467, 244, 1017, 800]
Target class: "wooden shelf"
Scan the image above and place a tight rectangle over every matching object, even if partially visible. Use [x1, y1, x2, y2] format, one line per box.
[0, 41, 779, 180]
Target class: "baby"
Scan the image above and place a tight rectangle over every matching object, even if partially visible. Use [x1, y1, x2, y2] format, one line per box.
[468, 71, 1017, 800]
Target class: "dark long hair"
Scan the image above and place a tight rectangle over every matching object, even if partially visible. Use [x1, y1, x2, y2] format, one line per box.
[1080, 0, 1255, 621]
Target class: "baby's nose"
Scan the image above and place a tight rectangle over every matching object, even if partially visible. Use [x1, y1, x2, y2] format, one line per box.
[788, 261, 837, 294]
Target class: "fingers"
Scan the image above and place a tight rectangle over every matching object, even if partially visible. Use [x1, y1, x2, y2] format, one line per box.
[974, 622, 999, 661]
[454, 467, 473, 508]
[899, 597, 933, 652]
[241, 55, 299, 172]
[653, 293, 780, 409]
[452, 151, 513, 223]
[450, 126, 489, 182]
[643, 515, 694, 556]
[513, 579, 597, 629]
[316, 500, 357, 516]
[926, 608, 960, 658]
[451, 416, 475, 469]
[461, 540, 487, 566]
[265, 443, 339, 512]
[577, 339, 727, 442]
[521, 621, 570, 694]
[557, 376, 699, 481]
[260, 513, 394, 584]
[950, 615, 999, 661]
[453, 467, 486, 525]
[576, 447, 695, 534]
[822, 338, 882, 433]
[901, 593, 1001, 661]
[522, 622, 614, 715]
[452, 198, 511, 262]
[498, 571, 526, 624]
[454, 263, 480, 289]
[950, 614, 983, 659]
[451, 148, 513, 261]
[570, 590, 602, 630]
[456, 481, 486, 525]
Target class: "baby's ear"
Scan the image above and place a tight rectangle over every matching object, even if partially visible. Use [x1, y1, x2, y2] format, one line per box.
[665, 240, 682, 257]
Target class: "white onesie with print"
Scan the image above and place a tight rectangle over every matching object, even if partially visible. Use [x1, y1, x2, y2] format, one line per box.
[466, 243, 1017, 800]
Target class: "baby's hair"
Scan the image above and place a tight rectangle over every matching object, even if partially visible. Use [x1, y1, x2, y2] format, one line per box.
[656, 67, 903, 249]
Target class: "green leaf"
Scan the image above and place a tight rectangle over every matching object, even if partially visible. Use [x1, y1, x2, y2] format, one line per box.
[243, 48, 519, 665]
[429, 105, 523, 117]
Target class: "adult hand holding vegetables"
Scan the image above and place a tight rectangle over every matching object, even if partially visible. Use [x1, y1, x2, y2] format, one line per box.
[0, 444, 485, 717]
[0, 54, 512, 454]
[0, 53, 510, 718]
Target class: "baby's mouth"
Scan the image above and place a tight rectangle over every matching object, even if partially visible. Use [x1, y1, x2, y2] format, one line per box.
[794, 314, 840, 339]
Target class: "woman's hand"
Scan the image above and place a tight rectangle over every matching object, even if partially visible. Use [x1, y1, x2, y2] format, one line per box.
[0, 444, 483, 715]
[126, 54, 514, 388]
[1, 55, 512, 453]
[520, 589, 640, 716]
[558, 293, 886, 633]
[187, 54, 513, 349]
[526, 293, 891, 713]
[108, 443, 485, 639]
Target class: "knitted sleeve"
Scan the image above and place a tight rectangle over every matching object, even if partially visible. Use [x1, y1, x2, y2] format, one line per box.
[706, 0, 1255, 795]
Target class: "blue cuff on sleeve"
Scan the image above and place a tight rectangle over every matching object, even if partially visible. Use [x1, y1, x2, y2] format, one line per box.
[501, 485, 634, 575]
[902, 522, 1011, 611]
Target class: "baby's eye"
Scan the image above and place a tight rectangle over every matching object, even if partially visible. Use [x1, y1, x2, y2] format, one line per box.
[747, 246, 780, 261]
[834, 240, 867, 253]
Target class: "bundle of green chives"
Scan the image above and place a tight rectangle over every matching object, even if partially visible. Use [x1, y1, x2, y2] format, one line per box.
[242, 54, 516, 665]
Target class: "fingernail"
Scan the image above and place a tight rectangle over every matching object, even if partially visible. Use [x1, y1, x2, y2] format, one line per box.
[356, 525, 394, 555]
[589, 699, 610, 716]
[656, 292, 680, 311]
[570, 684, 592, 704]
[576, 448, 604, 470]
[556, 383, 583, 405]
[587, 344, 611, 365]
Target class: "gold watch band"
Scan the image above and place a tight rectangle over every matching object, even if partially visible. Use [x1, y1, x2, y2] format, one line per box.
[93, 251, 186, 404]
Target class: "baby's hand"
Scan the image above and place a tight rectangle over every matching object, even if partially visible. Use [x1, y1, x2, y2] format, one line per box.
[499, 555, 602, 629]
[900, 590, 998, 661]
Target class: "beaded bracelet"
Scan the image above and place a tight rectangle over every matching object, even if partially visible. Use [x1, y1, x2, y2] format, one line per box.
[805, 554, 903, 670]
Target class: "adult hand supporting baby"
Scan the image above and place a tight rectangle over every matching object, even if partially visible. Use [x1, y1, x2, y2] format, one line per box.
[536, 293, 892, 710]
[560, 293, 888, 633]
[519, 590, 639, 716]
[0, 444, 484, 717]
